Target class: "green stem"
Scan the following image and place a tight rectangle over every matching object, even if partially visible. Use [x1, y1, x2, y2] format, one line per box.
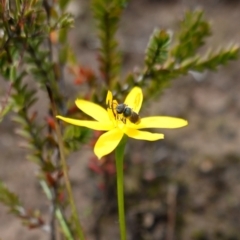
[115, 135, 127, 240]
[46, 86, 85, 240]
[40, 180, 74, 240]
[55, 110, 85, 240]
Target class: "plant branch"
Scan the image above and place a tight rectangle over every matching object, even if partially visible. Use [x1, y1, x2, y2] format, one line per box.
[46, 84, 85, 240]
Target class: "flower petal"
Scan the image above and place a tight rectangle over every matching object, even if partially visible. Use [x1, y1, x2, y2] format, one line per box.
[124, 87, 143, 113]
[56, 116, 113, 131]
[106, 90, 118, 124]
[106, 90, 113, 105]
[75, 99, 109, 122]
[94, 128, 124, 159]
[130, 116, 188, 129]
[124, 128, 164, 141]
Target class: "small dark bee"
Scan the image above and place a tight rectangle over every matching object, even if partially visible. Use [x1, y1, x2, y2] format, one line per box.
[116, 103, 140, 124]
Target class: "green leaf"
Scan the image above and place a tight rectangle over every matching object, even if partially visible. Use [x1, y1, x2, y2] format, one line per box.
[171, 10, 211, 61]
[58, 28, 68, 44]
[59, 45, 70, 64]
[63, 125, 92, 151]
[0, 102, 12, 122]
[56, 13, 74, 29]
[59, 0, 71, 11]
[15, 128, 32, 139]
[92, 0, 123, 84]
[0, 180, 22, 215]
[145, 29, 171, 69]
[180, 44, 239, 72]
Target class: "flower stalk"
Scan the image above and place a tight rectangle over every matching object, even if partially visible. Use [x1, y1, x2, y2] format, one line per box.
[115, 135, 127, 240]
[57, 86, 188, 238]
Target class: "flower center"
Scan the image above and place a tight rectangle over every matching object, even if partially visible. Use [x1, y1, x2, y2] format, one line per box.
[108, 102, 140, 127]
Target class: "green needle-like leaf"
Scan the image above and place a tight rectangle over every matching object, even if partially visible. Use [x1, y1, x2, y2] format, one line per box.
[145, 29, 171, 69]
[172, 10, 211, 62]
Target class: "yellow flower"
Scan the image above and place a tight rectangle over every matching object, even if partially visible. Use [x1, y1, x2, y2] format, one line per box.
[57, 87, 188, 159]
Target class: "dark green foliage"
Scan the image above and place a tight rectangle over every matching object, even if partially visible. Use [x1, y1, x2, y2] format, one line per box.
[0, 1, 74, 236]
[171, 10, 211, 62]
[10, 72, 45, 165]
[185, 45, 239, 71]
[91, 0, 126, 85]
[63, 125, 92, 151]
[145, 29, 171, 69]
[115, 10, 239, 101]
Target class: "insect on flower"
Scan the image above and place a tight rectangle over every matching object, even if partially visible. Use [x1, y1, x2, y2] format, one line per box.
[107, 99, 141, 124]
[56, 87, 188, 159]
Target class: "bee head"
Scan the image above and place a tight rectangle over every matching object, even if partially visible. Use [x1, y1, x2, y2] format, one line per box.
[116, 103, 126, 114]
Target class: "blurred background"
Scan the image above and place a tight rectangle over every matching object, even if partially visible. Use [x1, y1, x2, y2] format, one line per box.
[0, 0, 240, 239]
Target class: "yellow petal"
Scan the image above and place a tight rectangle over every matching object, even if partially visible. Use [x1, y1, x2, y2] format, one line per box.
[124, 87, 143, 113]
[106, 90, 113, 105]
[94, 128, 123, 159]
[56, 116, 113, 131]
[124, 128, 164, 141]
[105, 90, 117, 123]
[75, 99, 109, 122]
[130, 116, 188, 129]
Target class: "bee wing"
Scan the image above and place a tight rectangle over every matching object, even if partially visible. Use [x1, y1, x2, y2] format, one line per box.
[124, 87, 143, 113]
